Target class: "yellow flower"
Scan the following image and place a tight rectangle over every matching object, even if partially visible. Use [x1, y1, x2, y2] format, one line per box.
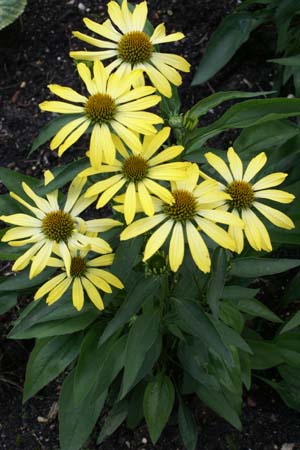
[82, 127, 189, 224]
[120, 164, 244, 273]
[204, 147, 295, 253]
[34, 252, 124, 311]
[70, 0, 190, 97]
[39, 60, 162, 167]
[0, 170, 122, 279]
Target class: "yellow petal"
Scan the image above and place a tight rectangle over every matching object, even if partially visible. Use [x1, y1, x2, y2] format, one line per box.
[153, 52, 190, 72]
[150, 55, 182, 86]
[116, 86, 156, 105]
[142, 126, 171, 160]
[48, 84, 87, 103]
[72, 277, 85, 311]
[87, 254, 115, 267]
[81, 276, 104, 310]
[253, 201, 295, 229]
[241, 208, 263, 251]
[85, 272, 112, 293]
[149, 145, 184, 166]
[47, 277, 72, 305]
[111, 120, 142, 152]
[108, 1, 129, 33]
[12, 240, 44, 271]
[138, 182, 155, 216]
[96, 179, 126, 208]
[34, 273, 67, 300]
[121, 214, 166, 240]
[254, 189, 295, 204]
[58, 120, 90, 156]
[88, 267, 124, 289]
[252, 173, 288, 191]
[124, 182, 137, 224]
[228, 209, 244, 254]
[77, 63, 97, 95]
[244, 208, 272, 252]
[141, 62, 172, 97]
[243, 152, 267, 182]
[169, 222, 184, 272]
[186, 221, 211, 273]
[99, 123, 116, 165]
[200, 209, 244, 227]
[204, 152, 233, 184]
[39, 101, 84, 114]
[195, 216, 235, 251]
[84, 17, 122, 42]
[143, 219, 173, 260]
[132, 1, 148, 31]
[58, 241, 72, 277]
[143, 178, 174, 204]
[29, 241, 53, 279]
[72, 30, 118, 49]
[227, 147, 243, 180]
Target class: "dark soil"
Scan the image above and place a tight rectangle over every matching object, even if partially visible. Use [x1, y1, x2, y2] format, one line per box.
[1, 0, 299, 449]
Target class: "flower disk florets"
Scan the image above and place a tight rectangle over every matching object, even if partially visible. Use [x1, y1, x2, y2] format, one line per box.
[226, 180, 255, 210]
[164, 189, 197, 222]
[70, 256, 87, 277]
[42, 211, 74, 242]
[122, 155, 149, 182]
[118, 31, 153, 64]
[85, 93, 116, 124]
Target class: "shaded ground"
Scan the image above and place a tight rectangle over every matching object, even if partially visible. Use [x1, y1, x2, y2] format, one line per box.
[1, 0, 299, 449]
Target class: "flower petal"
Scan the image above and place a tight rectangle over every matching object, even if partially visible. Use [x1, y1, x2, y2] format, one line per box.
[121, 214, 166, 240]
[254, 189, 295, 204]
[195, 216, 235, 251]
[30, 240, 53, 279]
[34, 273, 67, 300]
[186, 221, 211, 273]
[81, 276, 104, 310]
[253, 201, 295, 229]
[204, 152, 233, 184]
[138, 182, 155, 216]
[169, 221, 184, 272]
[124, 182, 137, 224]
[252, 173, 288, 191]
[72, 277, 85, 311]
[243, 152, 267, 182]
[48, 84, 87, 103]
[227, 147, 243, 180]
[143, 219, 173, 261]
[58, 120, 90, 156]
[47, 277, 72, 305]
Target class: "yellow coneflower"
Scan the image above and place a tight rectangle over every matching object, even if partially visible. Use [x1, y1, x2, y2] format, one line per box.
[204, 147, 295, 253]
[39, 60, 162, 167]
[70, 0, 190, 97]
[0, 170, 122, 279]
[120, 164, 244, 273]
[82, 127, 189, 224]
[34, 252, 124, 311]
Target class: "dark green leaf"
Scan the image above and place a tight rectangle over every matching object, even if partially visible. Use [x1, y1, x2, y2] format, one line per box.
[1, 267, 55, 292]
[206, 248, 227, 317]
[23, 333, 82, 402]
[127, 382, 146, 429]
[269, 55, 300, 66]
[121, 309, 160, 397]
[0, 293, 18, 315]
[0, 0, 27, 31]
[222, 285, 259, 299]
[234, 120, 299, 154]
[59, 370, 107, 450]
[178, 400, 198, 450]
[275, 331, 300, 368]
[175, 297, 233, 366]
[143, 373, 175, 444]
[211, 317, 252, 354]
[9, 294, 98, 339]
[0, 167, 39, 196]
[232, 298, 282, 322]
[97, 399, 128, 444]
[188, 90, 272, 120]
[219, 302, 245, 334]
[192, 13, 259, 85]
[196, 384, 242, 430]
[280, 311, 300, 334]
[247, 339, 283, 369]
[75, 326, 126, 404]
[229, 257, 300, 278]
[99, 275, 160, 345]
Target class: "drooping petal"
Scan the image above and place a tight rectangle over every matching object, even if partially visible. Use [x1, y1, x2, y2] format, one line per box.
[199, 209, 244, 227]
[186, 221, 211, 273]
[85, 272, 112, 293]
[121, 214, 167, 240]
[81, 276, 104, 310]
[93, 59, 109, 93]
[48, 84, 88, 103]
[142, 126, 171, 160]
[152, 52, 190, 72]
[34, 273, 67, 300]
[143, 219, 173, 261]
[96, 179, 126, 208]
[241, 208, 263, 251]
[140, 62, 172, 97]
[195, 216, 235, 251]
[254, 189, 295, 204]
[253, 201, 295, 229]
[47, 277, 72, 305]
[143, 178, 174, 204]
[88, 268, 124, 289]
[29, 240, 53, 279]
[228, 209, 244, 254]
[169, 221, 184, 272]
[58, 120, 90, 156]
[12, 240, 45, 272]
[58, 241, 72, 277]
[39, 101, 85, 114]
[84, 17, 122, 42]
[72, 30, 118, 48]
[49, 117, 88, 150]
[72, 277, 85, 311]
[87, 254, 114, 267]
[124, 182, 137, 224]
[243, 208, 272, 252]
[138, 182, 155, 216]
[111, 120, 142, 152]
[77, 63, 97, 95]
[148, 145, 184, 166]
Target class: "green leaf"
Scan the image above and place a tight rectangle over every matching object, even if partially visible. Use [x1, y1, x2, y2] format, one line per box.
[278, 364, 300, 389]
[211, 317, 252, 354]
[175, 297, 233, 366]
[259, 377, 300, 412]
[196, 384, 242, 430]
[219, 302, 245, 334]
[239, 350, 251, 390]
[234, 120, 299, 155]
[0, 167, 39, 196]
[75, 326, 126, 404]
[232, 298, 282, 323]
[29, 114, 81, 155]
[280, 311, 300, 334]
[97, 399, 128, 444]
[143, 373, 175, 445]
[269, 54, 300, 66]
[9, 294, 98, 339]
[188, 90, 272, 120]
[121, 309, 160, 397]
[282, 270, 300, 304]
[127, 382, 146, 429]
[0, 0, 27, 30]
[36, 158, 89, 196]
[59, 370, 107, 450]
[275, 331, 300, 368]
[23, 333, 82, 402]
[192, 12, 259, 85]
[229, 257, 300, 278]
[186, 98, 300, 152]
[0, 267, 55, 292]
[206, 248, 227, 317]
[178, 400, 198, 450]
[0, 293, 18, 314]
[160, 85, 181, 118]
[99, 275, 161, 345]
[222, 285, 259, 299]
[247, 339, 283, 369]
